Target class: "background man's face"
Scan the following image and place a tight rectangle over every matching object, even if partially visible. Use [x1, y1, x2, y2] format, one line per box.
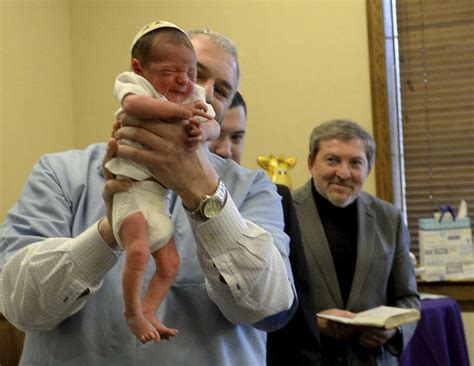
[308, 137, 369, 207]
[209, 104, 246, 163]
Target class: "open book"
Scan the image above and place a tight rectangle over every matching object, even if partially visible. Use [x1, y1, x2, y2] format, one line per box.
[317, 306, 420, 329]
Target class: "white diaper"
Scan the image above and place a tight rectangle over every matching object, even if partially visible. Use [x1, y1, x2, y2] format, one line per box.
[112, 180, 173, 253]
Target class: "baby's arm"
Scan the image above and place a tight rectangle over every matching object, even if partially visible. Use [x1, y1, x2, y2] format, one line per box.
[200, 118, 220, 142]
[122, 94, 212, 121]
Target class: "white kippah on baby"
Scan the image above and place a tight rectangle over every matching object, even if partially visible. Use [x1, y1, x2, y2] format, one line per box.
[130, 20, 187, 52]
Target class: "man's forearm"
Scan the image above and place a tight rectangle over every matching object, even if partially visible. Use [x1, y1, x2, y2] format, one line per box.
[193, 197, 294, 328]
[0, 223, 118, 331]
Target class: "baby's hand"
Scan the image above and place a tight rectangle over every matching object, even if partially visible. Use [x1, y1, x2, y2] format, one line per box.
[183, 101, 213, 121]
[185, 120, 203, 151]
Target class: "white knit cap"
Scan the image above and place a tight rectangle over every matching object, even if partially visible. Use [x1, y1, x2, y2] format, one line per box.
[130, 20, 187, 53]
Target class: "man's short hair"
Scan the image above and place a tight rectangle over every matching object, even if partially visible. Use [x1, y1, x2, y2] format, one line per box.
[188, 28, 240, 84]
[309, 119, 376, 170]
[229, 91, 247, 116]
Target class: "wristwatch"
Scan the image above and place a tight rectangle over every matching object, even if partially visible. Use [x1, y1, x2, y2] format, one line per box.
[188, 177, 227, 221]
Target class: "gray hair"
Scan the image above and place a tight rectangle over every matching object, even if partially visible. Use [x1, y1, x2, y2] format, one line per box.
[309, 119, 376, 170]
[188, 28, 240, 83]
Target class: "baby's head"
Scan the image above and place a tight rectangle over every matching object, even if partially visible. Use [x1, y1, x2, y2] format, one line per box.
[130, 21, 197, 103]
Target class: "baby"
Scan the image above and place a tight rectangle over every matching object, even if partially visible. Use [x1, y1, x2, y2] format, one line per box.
[105, 20, 219, 344]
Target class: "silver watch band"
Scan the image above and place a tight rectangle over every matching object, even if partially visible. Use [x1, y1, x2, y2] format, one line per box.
[188, 177, 227, 221]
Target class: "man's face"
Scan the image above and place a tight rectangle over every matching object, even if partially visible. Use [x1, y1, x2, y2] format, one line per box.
[190, 34, 239, 123]
[209, 104, 246, 163]
[308, 137, 370, 207]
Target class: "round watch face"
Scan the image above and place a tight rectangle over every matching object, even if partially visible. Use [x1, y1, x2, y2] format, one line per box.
[203, 197, 222, 218]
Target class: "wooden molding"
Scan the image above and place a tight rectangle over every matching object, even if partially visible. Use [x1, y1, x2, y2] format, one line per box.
[366, 0, 394, 203]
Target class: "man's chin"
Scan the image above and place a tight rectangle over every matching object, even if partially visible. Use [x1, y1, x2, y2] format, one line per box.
[327, 194, 355, 208]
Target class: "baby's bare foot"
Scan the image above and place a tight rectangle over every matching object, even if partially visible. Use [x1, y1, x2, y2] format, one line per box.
[125, 311, 161, 343]
[143, 311, 178, 340]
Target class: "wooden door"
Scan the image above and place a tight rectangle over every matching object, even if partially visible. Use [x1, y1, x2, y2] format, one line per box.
[0, 313, 24, 366]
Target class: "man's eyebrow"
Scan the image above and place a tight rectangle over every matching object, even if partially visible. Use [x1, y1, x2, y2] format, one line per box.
[224, 129, 245, 136]
[220, 79, 233, 93]
[197, 61, 233, 92]
[196, 61, 209, 74]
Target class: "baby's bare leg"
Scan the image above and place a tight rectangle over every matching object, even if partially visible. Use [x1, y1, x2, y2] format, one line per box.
[143, 237, 180, 340]
[121, 211, 160, 343]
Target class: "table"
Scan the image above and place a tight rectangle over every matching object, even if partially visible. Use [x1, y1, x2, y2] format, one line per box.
[417, 281, 474, 312]
[399, 297, 470, 366]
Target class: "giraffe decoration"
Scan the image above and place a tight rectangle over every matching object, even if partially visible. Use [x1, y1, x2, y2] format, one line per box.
[257, 154, 297, 189]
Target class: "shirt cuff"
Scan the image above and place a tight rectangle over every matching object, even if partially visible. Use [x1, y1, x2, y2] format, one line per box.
[69, 221, 119, 285]
[192, 196, 247, 257]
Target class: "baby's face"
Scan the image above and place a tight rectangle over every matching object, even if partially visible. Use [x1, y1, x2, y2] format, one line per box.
[141, 42, 197, 103]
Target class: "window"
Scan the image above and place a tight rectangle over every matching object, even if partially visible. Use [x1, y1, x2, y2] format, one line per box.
[367, 0, 474, 257]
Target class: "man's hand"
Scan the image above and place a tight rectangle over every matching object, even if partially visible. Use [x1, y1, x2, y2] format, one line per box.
[185, 120, 203, 151]
[358, 326, 397, 348]
[99, 138, 131, 248]
[317, 309, 358, 340]
[116, 113, 219, 212]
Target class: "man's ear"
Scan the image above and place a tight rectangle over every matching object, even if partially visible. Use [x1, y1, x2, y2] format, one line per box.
[366, 166, 372, 178]
[307, 154, 314, 172]
[132, 58, 143, 75]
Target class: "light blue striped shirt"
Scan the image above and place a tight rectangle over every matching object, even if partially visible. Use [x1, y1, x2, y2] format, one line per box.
[0, 143, 295, 365]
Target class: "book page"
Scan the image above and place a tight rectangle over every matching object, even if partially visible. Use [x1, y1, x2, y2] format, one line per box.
[317, 306, 420, 329]
[316, 313, 356, 325]
[355, 306, 419, 328]
[356, 306, 413, 319]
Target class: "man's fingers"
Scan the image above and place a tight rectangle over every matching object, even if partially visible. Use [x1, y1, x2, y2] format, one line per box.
[103, 179, 130, 199]
[359, 334, 380, 348]
[103, 139, 118, 179]
[111, 121, 121, 138]
[188, 119, 201, 128]
[119, 112, 140, 127]
[116, 143, 162, 171]
[116, 126, 153, 146]
[186, 121, 201, 135]
[358, 328, 391, 348]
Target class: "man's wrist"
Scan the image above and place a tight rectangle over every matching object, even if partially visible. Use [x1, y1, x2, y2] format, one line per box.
[185, 177, 227, 221]
[386, 326, 403, 355]
[180, 160, 220, 211]
[182, 174, 219, 211]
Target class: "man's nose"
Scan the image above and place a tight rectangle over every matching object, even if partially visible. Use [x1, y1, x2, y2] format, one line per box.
[335, 163, 351, 180]
[213, 139, 232, 159]
[199, 80, 214, 104]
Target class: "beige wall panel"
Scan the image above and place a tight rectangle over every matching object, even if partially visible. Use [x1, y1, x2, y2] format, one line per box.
[462, 312, 474, 364]
[0, 0, 73, 219]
